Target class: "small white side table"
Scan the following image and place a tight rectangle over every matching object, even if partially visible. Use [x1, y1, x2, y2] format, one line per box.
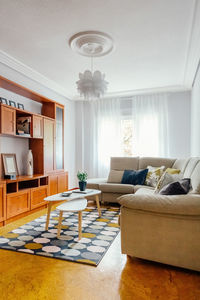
[56, 198, 87, 239]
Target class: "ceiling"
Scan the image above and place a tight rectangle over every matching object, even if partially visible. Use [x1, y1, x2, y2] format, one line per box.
[0, 0, 198, 100]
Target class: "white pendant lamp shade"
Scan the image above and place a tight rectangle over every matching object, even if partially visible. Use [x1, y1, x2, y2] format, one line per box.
[69, 31, 113, 100]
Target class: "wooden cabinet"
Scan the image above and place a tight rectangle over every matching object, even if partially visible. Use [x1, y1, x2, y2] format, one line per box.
[1, 105, 16, 135]
[49, 172, 68, 195]
[58, 172, 68, 193]
[7, 190, 30, 219]
[31, 186, 48, 209]
[44, 118, 55, 173]
[55, 105, 64, 170]
[49, 174, 58, 195]
[32, 115, 43, 138]
[0, 183, 6, 222]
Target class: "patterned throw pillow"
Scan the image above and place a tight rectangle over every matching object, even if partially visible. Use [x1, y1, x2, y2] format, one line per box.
[155, 171, 183, 193]
[145, 166, 165, 188]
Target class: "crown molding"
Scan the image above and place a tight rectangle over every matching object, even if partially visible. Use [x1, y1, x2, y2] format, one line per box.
[0, 50, 73, 100]
[72, 85, 191, 101]
[183, 0, 200, 87]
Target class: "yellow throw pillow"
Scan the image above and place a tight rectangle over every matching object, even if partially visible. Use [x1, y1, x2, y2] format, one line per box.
[145, 166, 165, 188]
[165, 168, 181, 174]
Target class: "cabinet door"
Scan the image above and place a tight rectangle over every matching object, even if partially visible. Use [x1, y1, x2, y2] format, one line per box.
[58, 172, 68, 193]
[33, 115, 43, 138]
[49, 174, 58, 195]
[55, 105, 64, 170]
[7, 190, 30, 219]
[31, 186, 48, 209]
[44, 118, 55, 173]
[0, 183, 6, 222]
[1, 106, 16, 135]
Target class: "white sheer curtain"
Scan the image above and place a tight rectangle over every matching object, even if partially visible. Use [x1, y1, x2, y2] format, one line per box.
[76, 93, 170, 179]
[131, 94, 169, 157]
[89, 98, 123, 177]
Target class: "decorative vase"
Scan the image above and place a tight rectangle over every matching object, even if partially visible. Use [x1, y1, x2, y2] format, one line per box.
[27, 150, 33, 176]
[79, 181, 87, 191]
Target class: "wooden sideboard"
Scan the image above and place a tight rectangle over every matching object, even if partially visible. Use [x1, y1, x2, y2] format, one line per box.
[0, 75, 69, 226]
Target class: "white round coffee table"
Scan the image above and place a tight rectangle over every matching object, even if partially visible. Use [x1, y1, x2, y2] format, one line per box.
[56, 198, 87, 240]
[44, 189, 101, 230]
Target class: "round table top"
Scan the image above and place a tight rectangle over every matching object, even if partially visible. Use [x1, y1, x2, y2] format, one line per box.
[56, 198, 87, 212]
[44, 189, 101, 202]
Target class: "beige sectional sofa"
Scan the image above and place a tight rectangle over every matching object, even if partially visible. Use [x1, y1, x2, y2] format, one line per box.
[88, 156, 200, 271]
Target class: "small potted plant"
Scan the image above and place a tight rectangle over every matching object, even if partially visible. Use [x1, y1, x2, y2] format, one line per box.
[77, 171, 88, 191]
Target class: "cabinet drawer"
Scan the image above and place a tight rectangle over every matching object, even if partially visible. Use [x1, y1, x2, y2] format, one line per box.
[7, 191, 30, 219]
[31, 186, 48, 209]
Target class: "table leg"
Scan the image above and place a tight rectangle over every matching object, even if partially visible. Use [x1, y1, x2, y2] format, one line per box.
[95, 195, 101, 217]
[57, 211, 63, 238]
[45, 202, 53, 231]
[78, 211, 82, 240]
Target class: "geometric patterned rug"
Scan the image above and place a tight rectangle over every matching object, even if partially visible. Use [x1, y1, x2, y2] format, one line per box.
[0, 207, 120, 266]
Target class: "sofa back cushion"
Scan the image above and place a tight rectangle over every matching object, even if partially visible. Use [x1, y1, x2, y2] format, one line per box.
[139, 157, 176, 170]
[107, 170, 124, 183]
[172, 158, 189, 173]
[190, 161, 200, 193]
[183, 158, 200, 178]
[110, 157, 139, 171]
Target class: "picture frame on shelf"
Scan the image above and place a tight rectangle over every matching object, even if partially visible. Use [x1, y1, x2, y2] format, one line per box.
[2, 153, 19, 176]
[17, 103, 24, 110]
[0, 97, 8, 105]
[9, 100, 16, 108]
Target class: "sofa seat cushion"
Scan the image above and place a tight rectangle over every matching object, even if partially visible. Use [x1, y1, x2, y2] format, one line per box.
[133, 185, 154, 193]
[87, 178, 107, 190]
[118, 193, 200, 216]
[99, 183, 134, 194]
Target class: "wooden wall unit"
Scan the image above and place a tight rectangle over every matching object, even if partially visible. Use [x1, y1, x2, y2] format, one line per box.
[0, 75, 69, 227]
[0, 105, 16, 135]
[0, 183, 6, 222]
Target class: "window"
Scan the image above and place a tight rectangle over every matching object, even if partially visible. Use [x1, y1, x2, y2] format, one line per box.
[121, 119, 133, 156]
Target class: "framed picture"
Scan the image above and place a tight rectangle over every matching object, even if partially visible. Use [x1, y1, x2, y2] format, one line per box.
[2, 153, 19, 176]
[9, 100, 16, 107]
[17, 103, 24, 110]
[0, 97, 8, 105]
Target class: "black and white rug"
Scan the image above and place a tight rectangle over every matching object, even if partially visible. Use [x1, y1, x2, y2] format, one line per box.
[0, 207, 120, 266]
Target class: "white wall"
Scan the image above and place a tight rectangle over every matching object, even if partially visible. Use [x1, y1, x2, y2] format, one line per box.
[191, 65, 200, 156]
[0, 63, 76, 188]
[167, 91, 191, 158]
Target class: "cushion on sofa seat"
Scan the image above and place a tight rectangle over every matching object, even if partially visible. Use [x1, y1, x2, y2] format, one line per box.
[118, 193, 200, 216]
[134, 187, 155, 195]
[99, 183, 134, 193]
[107, 170, 124, 183]
[159, 179, 191, 195]
[121, 169, 148, 185]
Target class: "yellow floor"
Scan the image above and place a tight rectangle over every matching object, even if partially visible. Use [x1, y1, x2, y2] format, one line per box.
[0, 205, 200, 300]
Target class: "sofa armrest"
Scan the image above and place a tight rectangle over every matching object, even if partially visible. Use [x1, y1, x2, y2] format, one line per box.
[118, 193, 200, 216]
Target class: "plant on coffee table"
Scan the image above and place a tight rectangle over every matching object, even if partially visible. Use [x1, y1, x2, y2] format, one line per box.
[77, 171, 88, 191]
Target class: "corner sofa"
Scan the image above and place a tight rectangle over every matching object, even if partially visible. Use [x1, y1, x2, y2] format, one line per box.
[87, 156, 200, 271]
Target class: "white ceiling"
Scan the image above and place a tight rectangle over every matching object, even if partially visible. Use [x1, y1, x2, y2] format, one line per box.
[0, 0, 198, 99]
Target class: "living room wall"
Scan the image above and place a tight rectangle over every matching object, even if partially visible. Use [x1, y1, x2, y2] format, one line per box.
[0, 62, 76, 188]
[191, 64, 200, 156]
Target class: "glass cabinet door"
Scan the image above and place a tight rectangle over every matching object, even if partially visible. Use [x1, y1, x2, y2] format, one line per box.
[56, 106, 64, 169]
